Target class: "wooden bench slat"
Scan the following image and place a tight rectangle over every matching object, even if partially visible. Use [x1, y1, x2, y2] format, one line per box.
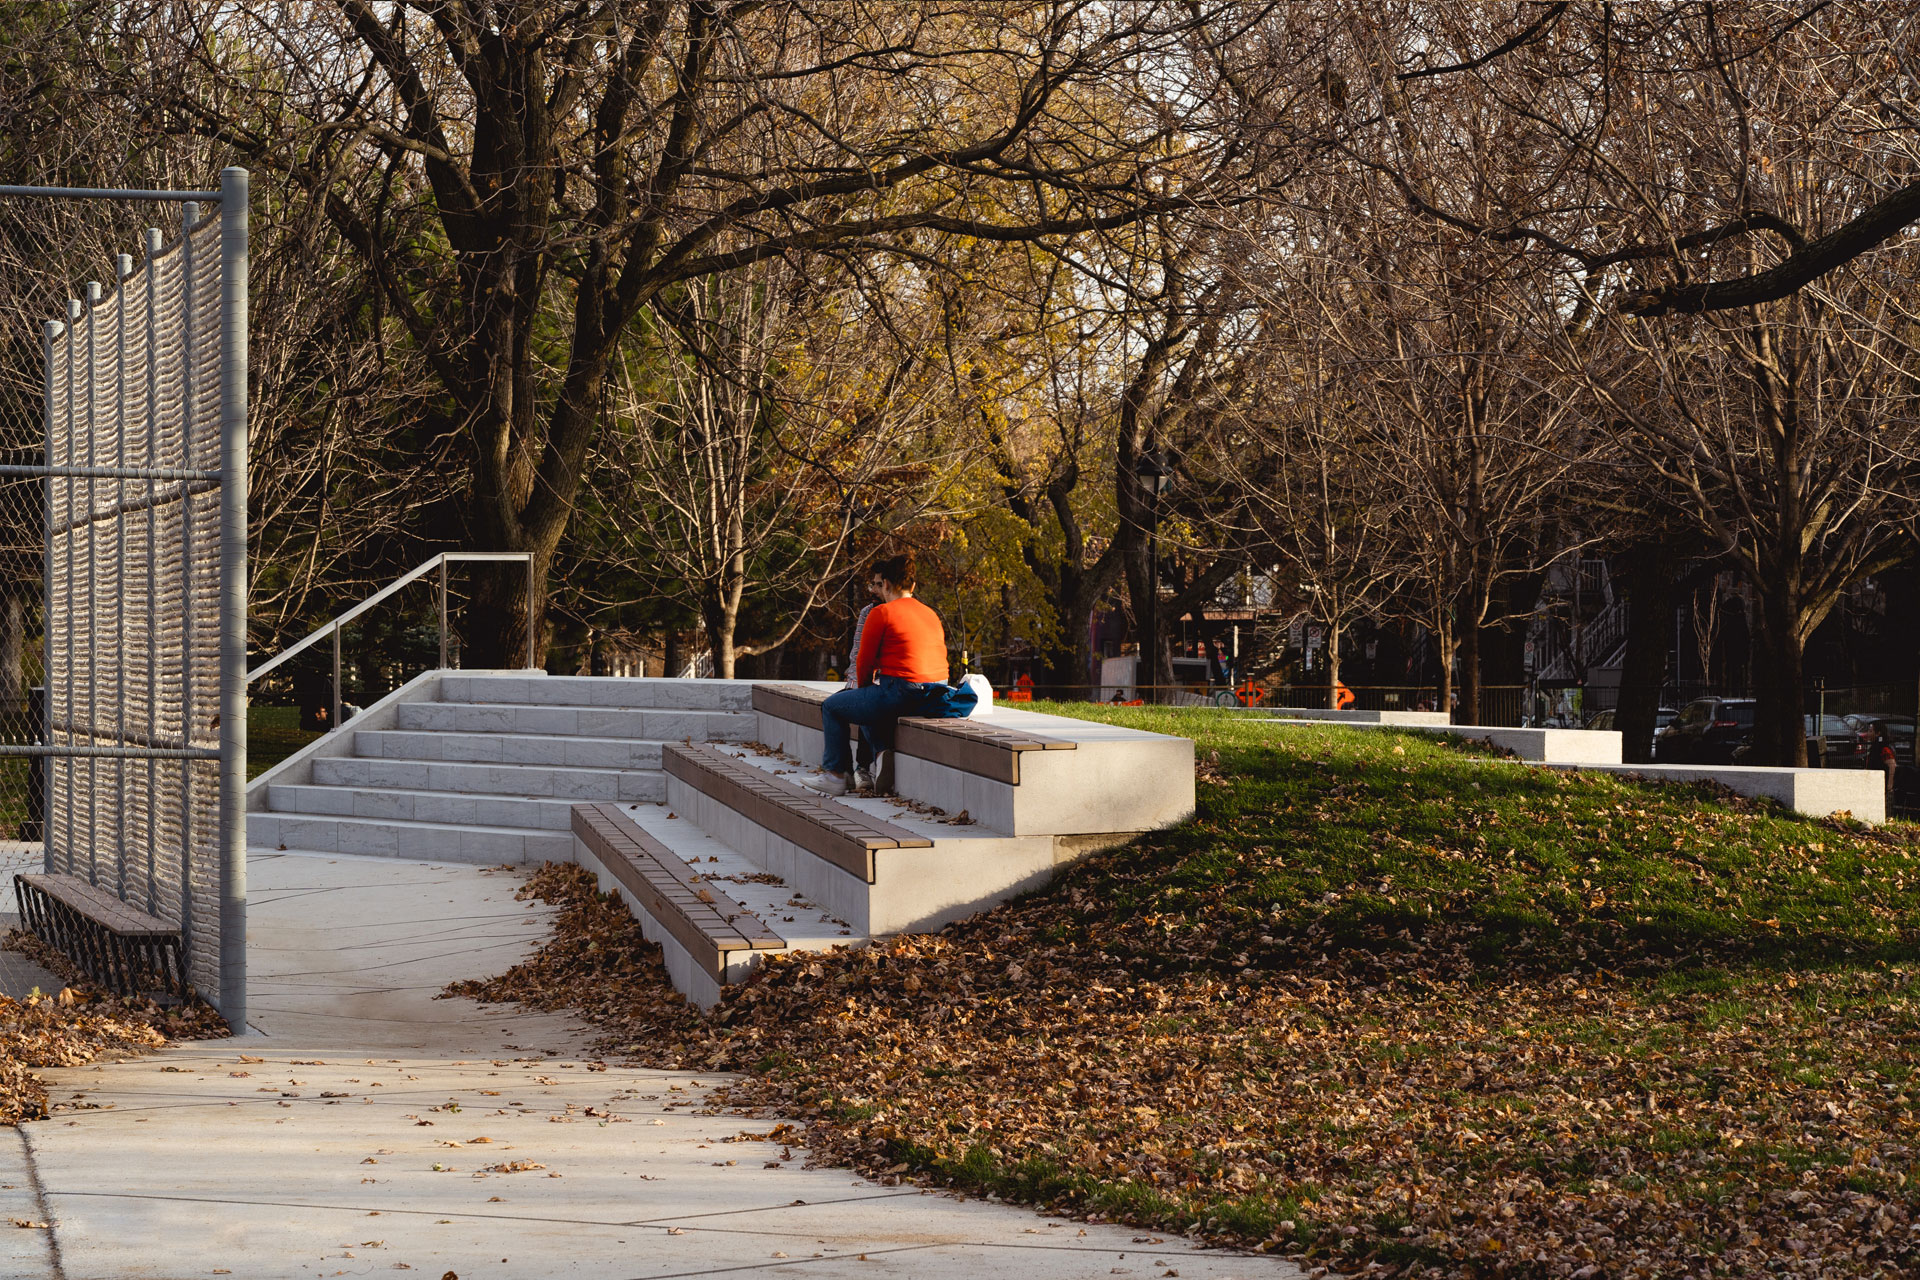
[754, 682, 1077, 785]
[17, 873, 178, 937]
[571, 805, 787, 979]
[13, 872, 187, 1000]
[665, 742, 933, 883]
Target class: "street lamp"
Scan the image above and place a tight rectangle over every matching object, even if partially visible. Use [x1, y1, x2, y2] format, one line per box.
[1135, 449, 1174, 702]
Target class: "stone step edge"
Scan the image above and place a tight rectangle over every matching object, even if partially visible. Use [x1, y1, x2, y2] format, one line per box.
[268, 782, 613, 810]
[663, 741, 931, 885]
[571, 803, 786, 981]
[751, 684, 1076, 785]
[249, 811, 569, 840]
[324, 755, 664, 780]
[355, 729, 678, 748]
[421, 700, 749, 716]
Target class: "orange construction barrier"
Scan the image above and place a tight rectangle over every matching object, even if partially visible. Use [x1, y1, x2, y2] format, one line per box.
[1007, 673, 1034, 702]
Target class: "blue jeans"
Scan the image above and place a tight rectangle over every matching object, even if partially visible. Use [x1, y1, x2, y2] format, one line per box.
[821, 677, 938, 774]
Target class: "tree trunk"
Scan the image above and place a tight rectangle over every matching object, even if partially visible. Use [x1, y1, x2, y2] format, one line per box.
[702, 588, 741, 680]
[1432, 616, 1456, 718]
[1615, 544, 1677, 764]
[468, 554, 545, 670]
[1323, 614, 1342, 709]
[1753, 596, 1810, 767]
[0, 595, 24, 710]
[1456, 602, 1481, 726]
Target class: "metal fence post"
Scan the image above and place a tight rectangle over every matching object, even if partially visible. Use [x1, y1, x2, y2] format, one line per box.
[179, 199, 200, 964]
[438, 555, 449, 670]
[39, 317, 59, 870]
[526, 556, 537, 670]
[217, 166, 249, 1030]
[84, 281, 101, 886]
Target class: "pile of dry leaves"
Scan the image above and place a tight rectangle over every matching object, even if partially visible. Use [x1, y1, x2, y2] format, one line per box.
[0, 930, 228, 1124]
[449, 861, 1920, 1277]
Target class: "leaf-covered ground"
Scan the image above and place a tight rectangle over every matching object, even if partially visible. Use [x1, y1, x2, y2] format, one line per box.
[0, 930, 228, 1123]
[449, 707, 1920, 1278]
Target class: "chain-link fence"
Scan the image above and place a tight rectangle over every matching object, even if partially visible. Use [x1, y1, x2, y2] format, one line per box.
[7, 171, 249, 1024]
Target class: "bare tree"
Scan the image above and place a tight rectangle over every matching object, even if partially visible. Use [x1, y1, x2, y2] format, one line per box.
[136, 0, 1288, 665]
[598, 256, 952, 678]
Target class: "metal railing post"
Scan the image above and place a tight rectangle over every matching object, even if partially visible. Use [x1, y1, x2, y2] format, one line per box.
[438, 554, 449, 670]
[331, 623, 342, 732]
[247, 551, 535, 686]
[216, 165, 249, 1030]
[526, 556, 536, 670]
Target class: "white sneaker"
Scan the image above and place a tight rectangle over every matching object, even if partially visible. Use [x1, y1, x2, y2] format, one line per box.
[853, 766, 875, 793]
[802, 771, 850, 796]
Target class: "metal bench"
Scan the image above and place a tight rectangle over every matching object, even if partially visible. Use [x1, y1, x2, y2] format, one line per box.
[13, 873, 187, 998]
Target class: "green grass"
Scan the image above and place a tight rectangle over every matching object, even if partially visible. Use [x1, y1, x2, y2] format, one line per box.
[1029, 700, 1920, 974]
[495, 701, 1920, 1273]
[247, 704, 320, 780]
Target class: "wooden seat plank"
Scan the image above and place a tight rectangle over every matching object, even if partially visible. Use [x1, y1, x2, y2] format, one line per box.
[13, 872, 186, 999]
[571, 804, 787, 977]
[754, 682, 1077, 785]
[664, 742, 932, 884]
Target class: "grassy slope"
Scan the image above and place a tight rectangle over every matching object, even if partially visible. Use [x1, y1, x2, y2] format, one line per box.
[460, 704, 1920, 1277]
[1035, 704, 1918, 974]
[248, 704, 320, 780]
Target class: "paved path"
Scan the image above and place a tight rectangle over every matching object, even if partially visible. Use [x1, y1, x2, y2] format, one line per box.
[1, 852, 1300, 1279]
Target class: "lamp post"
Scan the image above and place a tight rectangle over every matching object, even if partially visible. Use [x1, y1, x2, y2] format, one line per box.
[1135, 449, 1173, 702]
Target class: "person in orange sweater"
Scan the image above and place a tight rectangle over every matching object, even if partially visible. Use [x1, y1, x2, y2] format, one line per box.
[806, 552, 948, 796]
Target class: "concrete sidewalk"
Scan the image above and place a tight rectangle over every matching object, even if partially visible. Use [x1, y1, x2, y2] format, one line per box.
[2, 852, 1300, 1279]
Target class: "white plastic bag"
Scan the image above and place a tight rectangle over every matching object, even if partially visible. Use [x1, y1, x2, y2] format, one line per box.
[961, 672, 994, 716]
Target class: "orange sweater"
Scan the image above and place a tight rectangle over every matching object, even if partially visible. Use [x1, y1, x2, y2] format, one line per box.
[856, 597, 948, 686]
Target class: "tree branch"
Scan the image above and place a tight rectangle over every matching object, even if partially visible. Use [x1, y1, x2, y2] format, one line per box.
[1619, 178, 1920, 316]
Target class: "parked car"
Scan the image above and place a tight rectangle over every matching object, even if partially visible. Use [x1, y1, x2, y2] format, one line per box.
[1799, 714, 1862, 766]
[1654, 697, 1757, 763]
[1585, 706, 1679, 754]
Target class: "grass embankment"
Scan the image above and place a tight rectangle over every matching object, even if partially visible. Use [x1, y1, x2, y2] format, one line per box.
[248, 703, 321, 779]
[454, 706, 1920, 1278]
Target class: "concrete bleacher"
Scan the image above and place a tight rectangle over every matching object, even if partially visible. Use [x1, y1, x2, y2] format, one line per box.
[1254, 713, 1886, 822]
[1264, 717, 1627, 764]
[1261, 706, 1451, 726]
[251, 672, 1196, 1006]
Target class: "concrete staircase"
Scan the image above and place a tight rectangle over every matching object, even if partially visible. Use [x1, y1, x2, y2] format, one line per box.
[249, 673, 754, 864]
[251, 672, 1197, 1007]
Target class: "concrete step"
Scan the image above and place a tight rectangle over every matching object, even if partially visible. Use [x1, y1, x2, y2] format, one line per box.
[570, 802, 863, 1008]
[396, 701, 754, 741]
[354, 729, 667, 770]
[313, 755, 664, 802]
[249, 811, 574, 864]
[441, 674, 753, 712]
[267, 783, 621, 830]
[752, 683, 1196, 837]
[661, 741, 1062, 936]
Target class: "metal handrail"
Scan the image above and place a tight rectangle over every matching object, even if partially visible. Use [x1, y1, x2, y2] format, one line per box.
[246, 552, 536, 729]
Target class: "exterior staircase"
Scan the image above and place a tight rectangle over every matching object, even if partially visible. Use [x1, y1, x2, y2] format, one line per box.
[248, 673, 754, 864]
[250, 672, 1195, 1006]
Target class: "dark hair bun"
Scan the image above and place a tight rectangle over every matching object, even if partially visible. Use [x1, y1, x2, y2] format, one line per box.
[875, 552, 917, 591]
